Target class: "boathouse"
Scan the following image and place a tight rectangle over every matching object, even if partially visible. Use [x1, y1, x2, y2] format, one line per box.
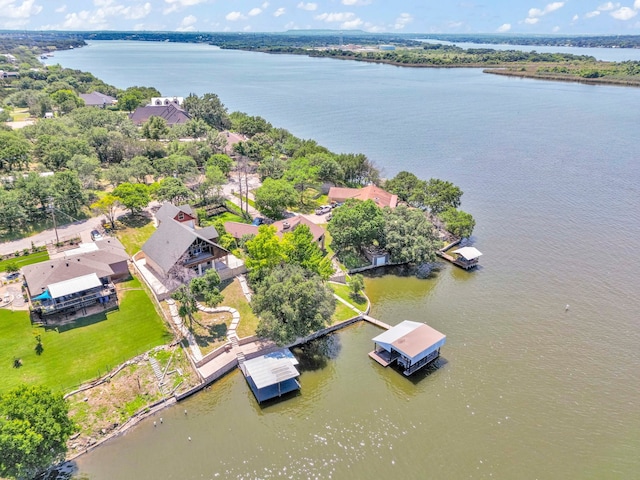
[452, 246, 483, 269]
[242, 349, 301, 403]
[369, 321, 446, 376]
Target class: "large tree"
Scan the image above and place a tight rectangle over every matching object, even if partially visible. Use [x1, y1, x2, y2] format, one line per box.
[90, 194, 120, 229]
[0, 130, 31, 171]
[284, 157, 319, 205]
[183, 93, 230, 130]
[383, 205, 440, 264]
[254, 178, 297, 220]
[154, 177, 193, 205]
[51, 171, 85, 218]
[439, 207, 476, 239]
[421, 178, 463, 215]
[252, 264, 335, 345]
[282, 224, 333, 280]
[113, 182, 150, 215]
[244, 225, 287, 283]
[327, 199, 385, 254]
[0, 385, 76, 480]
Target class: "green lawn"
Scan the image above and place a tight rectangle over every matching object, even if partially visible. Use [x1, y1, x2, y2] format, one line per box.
[332, 302, 359, 323]
[0, 276, 172, 393]
[212, 211, 248, 225]
[0, 250, 50, 272]
[115, 218, 156, 256]
[223, 278, 260, 339]
[330, 283, 369, 312]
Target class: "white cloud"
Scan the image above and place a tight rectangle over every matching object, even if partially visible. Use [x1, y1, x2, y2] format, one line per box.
[341, 0, 372, 5]
[611, 6, 637, 19]
[315, 12, 355, 22]
[274, 7, 285, 16]
[243, 25, 252, 31]
[635, 0, 640, 9]
[341, 17, 363, 28]
[393, 12, 413, 30]
[177, 14, 196, 31]
[552, 25, 560, 32]
[497, 23, 511, 32]
[524, 1, 565, 24]
[0, 0, 43, 20]
[163, 0, 206, 15]
[55, 4, 67, 13]
[226, 11, 246, 21]
[248, 7, 262, 16]
[585, 10, 601, 18]
[262, 2, 269, 8]
[572, 14, 579, 21]
[297, 2, 317, 11]
[597, 2, 619, 11]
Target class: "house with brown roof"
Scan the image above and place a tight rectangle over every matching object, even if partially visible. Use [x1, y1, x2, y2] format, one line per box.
[129, 103, 191, 126]
[328, 185, 398, 209]
[22, 238, 130, 318]
[224, 216, 326, 250]
[79, 91, 117, 108]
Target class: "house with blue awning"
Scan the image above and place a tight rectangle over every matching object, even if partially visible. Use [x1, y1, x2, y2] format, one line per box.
[22, 238, 130, 318]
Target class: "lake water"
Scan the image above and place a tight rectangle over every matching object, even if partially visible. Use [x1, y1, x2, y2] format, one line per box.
[47, 42, 640, 479]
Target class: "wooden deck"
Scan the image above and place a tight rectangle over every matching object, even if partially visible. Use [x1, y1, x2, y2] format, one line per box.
[436, 239, 479, 270]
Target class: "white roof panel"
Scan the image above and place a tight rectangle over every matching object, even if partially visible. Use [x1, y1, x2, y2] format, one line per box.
[64, 243, 99, 257]
[372, 320, 423, 345]
[48, 273, 102, 299]
[243, 350, 300, 389]
[452, 246, 483, 260]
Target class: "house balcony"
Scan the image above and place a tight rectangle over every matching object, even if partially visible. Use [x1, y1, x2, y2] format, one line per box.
[184, 252, 217, 266]
[36, 285, 116, 315]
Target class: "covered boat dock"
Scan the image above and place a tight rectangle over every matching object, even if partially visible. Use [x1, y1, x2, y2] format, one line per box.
[369, 321, 446, 376]
[241, 349, 301, 403]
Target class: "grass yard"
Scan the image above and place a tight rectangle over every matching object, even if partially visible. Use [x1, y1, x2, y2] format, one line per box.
[332, 302, 359, 323]
[330, 283, 369, 312]
[0, 276, 172, 394]
[115, 215, 156, 256]
[212, 211, 248, 225]
[192, 310, 232, 355]
[0, 250, 50, 272]
[222, 278, 260, 338]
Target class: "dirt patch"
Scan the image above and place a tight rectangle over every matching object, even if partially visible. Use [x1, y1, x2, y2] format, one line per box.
[66, 345, 200, 454]
[192, 310, 232, 355]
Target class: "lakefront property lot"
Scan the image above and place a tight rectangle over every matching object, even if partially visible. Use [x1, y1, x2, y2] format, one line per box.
[0, 277, 171, 393]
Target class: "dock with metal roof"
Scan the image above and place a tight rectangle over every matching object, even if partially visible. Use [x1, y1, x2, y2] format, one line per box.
[436, 240, 482, 270]
[370, 320, 446, 376]
[240, 349, 301, 403]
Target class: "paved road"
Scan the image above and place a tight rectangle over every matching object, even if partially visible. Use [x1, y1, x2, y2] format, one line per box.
[0, 216, 105, 256]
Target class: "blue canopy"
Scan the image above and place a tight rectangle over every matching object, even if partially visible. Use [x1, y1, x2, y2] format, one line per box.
[32, 290, 51, 301]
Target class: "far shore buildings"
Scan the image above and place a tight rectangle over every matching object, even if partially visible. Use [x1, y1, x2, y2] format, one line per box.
[22, 238, 129, 318]
[328, 185, 398, 209]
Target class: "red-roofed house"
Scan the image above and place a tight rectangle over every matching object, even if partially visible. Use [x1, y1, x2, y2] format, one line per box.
[328, 185, 398, 209]
[225, 216, 326, 249]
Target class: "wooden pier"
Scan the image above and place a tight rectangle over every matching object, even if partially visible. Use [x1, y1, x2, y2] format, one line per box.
[436, 239, 482, 270]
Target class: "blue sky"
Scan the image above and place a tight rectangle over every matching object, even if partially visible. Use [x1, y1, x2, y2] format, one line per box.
[1, 0, 639, 34]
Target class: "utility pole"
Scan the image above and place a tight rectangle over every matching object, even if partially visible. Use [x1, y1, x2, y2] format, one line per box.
[48, 197, 59, 244]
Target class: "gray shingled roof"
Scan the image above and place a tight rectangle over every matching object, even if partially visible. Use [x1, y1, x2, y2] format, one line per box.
[22, 238, 129, 297]
[141, 220, 220, 275]
[155, 202, 194, 225]
[79, 91, 116, 107]
[129, 104, 191, 126]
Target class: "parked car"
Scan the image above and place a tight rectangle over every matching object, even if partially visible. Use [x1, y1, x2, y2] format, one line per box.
[326, 213, 333, 221]
[251, 217, 264, 226]
[315, 205, 331, 215]
[5, 272, 20, 281]
[91, 229, 104, 241]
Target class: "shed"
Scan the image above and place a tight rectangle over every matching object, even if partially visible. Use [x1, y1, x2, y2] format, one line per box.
[370, 320, 446, 376]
